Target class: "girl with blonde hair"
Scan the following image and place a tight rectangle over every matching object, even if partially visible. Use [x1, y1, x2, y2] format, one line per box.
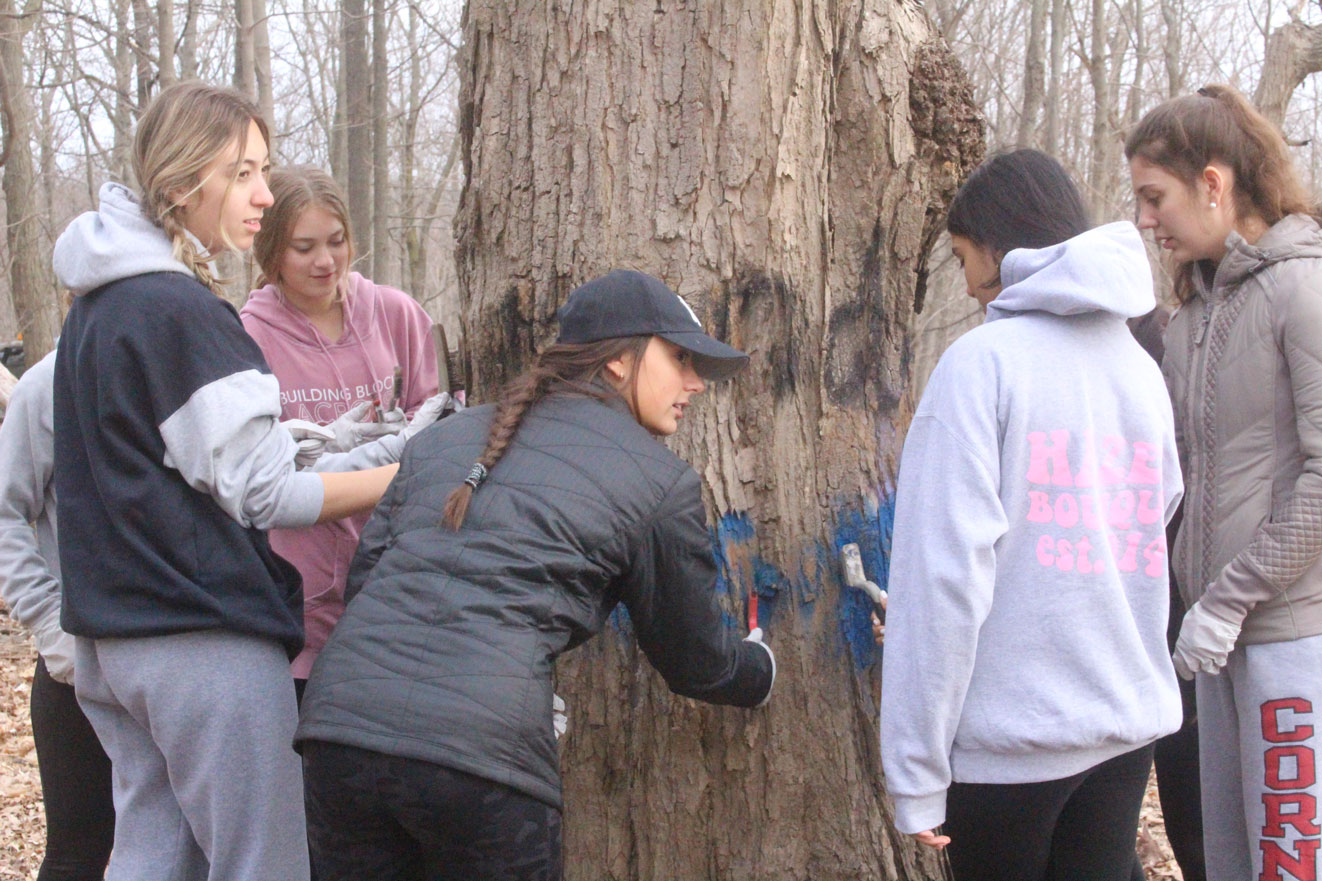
[243, 167, 444, 696]
[1127, 84, 1322, 881]
[51, 81, 394, 881]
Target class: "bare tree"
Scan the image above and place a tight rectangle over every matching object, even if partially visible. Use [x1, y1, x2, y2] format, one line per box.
[340, 0, 369, 271]
[1018, 0, 1048, 146]
[0, 0, 58, 362]
[1255, 8, 1322, 125]
[456, 2, 984, 878]
[157, 0, 175, 86]
[369, 0, 386, 282]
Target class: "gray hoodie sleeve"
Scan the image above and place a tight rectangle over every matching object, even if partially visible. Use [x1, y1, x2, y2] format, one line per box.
[0, 353, 63, 636]
[880, 345, 1008, 835]
[159, 368, 325, 530]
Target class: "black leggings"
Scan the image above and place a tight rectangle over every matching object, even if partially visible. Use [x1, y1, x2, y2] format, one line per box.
[30, 656, 115, 881]
[303, 739, 563, 881]
[944, 743, 1155, 881]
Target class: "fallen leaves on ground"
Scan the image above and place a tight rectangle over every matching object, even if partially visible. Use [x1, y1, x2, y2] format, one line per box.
[0, 615, 1187, 880]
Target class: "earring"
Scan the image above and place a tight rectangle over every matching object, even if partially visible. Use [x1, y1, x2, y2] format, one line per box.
[1210, 201, 1217, 209]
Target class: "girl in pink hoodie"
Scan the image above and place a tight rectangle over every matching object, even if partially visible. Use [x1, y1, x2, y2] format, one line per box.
[242, 167, 440, 689]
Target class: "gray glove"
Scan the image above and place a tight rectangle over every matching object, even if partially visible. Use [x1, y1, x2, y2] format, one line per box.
[33, 618, 75, 685]
[552, 694, 567, 740]
[281, 419, 336, 468]
[325, 401, 402, 453]
[1172, 600, 1241, 680]
[397, 392, 452, 443]
[743, 627, 776, 707]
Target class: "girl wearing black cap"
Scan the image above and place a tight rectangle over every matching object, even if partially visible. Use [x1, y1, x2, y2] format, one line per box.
[296, 269, 775, 881]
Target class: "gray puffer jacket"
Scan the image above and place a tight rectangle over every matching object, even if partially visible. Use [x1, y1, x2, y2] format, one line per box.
[295, 391, 774, 808]
[1163, 213, 1322, 645]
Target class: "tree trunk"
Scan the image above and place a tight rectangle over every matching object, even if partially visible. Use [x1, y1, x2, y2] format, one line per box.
[1159, 0, 1181, 97]
[131, 0, 153, 106]
[370, 0, 388, 283]
[1254, 16, 1322, 127]
[0, 0, 58, 363]
[1085, 0, 1110, 221]
[456, 3, 983, 879]
[157, 0, 176, 87]
[252, 0, 274, 135]
[341, 0, 370, 273]
[234, 0, 255, 97]
[111, 0, 132, 181]
[1044, 0, 1065, 154]
[178, 0, 197, 79]
[1017, 0, 1047, 147]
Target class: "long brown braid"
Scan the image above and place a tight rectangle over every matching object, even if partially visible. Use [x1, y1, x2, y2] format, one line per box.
[440, 336, 650, 530]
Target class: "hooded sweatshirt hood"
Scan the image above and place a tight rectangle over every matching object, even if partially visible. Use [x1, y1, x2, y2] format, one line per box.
[987, 221, 1155, 323]
[53, 182, 193, 296]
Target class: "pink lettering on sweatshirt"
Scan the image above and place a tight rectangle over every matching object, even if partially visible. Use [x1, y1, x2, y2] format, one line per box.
[1024, 429, 1166, 577]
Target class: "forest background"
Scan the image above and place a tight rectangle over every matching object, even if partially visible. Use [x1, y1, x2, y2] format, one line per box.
[1, 0, 1320, 381]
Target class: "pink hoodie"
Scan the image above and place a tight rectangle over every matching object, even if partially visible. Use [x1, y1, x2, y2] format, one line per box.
[241, 271, 439, 678]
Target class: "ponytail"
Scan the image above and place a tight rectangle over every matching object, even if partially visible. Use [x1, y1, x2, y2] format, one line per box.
[440, 335, 650, 531]
[1126, 84, 1315, 302]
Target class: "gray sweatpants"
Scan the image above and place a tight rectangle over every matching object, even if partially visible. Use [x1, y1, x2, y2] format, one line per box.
[75, 631, 310, 881]
[1197, 632, 1322, 881]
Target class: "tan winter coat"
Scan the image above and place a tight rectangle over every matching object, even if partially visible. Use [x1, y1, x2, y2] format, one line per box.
[1163, 213, 1322, 645]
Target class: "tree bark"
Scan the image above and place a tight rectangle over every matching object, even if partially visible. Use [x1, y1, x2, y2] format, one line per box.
[1017, 0, 1047, 147]
[1159, 0, 1181, 97]
[341, 0, 370, 272]
[177, 0, 196, 79]
[131, 0, 152, 106]
[456, 2, 983, 878]
[157, 0, 176, 87]
[370, 0, 388, 282]
[111, 0, 132, 181]
[252, 0, 274, 134]
[1254, 16, 1322, 127]
[1044, 0, 1065, 154]
[0, 0, 58, 364]
[234, 0, 255, 97]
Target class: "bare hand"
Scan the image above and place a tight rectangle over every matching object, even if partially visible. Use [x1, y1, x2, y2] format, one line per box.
[914, 829, 950, 850]
[871, 611, 885, 645]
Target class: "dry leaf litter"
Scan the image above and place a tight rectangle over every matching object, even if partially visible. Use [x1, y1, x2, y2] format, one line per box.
[0, 608, 1183, 880]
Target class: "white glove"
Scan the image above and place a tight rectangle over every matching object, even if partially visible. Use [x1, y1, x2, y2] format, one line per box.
[397, 392, 452, 443]
[325, 401, 402, 453]
[552, 694, 568, 739]
[33, 619, 75, 685]
[1172, 600, 1242, 680]
[743, 627, 776, 707]
[281, 419, 336, 468]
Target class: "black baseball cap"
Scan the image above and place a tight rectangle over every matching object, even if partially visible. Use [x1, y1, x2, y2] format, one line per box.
[556, 270, 749, 380]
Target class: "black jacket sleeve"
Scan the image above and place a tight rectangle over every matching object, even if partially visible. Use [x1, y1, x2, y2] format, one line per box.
[617, 469, 773, 707]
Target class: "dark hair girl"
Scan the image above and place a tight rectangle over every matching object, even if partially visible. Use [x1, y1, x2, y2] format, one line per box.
[295, 270, 775, 881]
[882, 150, 1183, 881]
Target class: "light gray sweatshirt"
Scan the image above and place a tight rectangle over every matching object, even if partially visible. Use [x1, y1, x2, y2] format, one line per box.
[0, 352, 72, 681]
[880, 222, 1184, 834]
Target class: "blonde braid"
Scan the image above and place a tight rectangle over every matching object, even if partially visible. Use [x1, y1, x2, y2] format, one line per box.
[155, 205, 225, 296]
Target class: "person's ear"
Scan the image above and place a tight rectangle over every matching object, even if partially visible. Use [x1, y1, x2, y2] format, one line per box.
[1201, 164, 1228, 208]
[605, 352, 632, 386]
